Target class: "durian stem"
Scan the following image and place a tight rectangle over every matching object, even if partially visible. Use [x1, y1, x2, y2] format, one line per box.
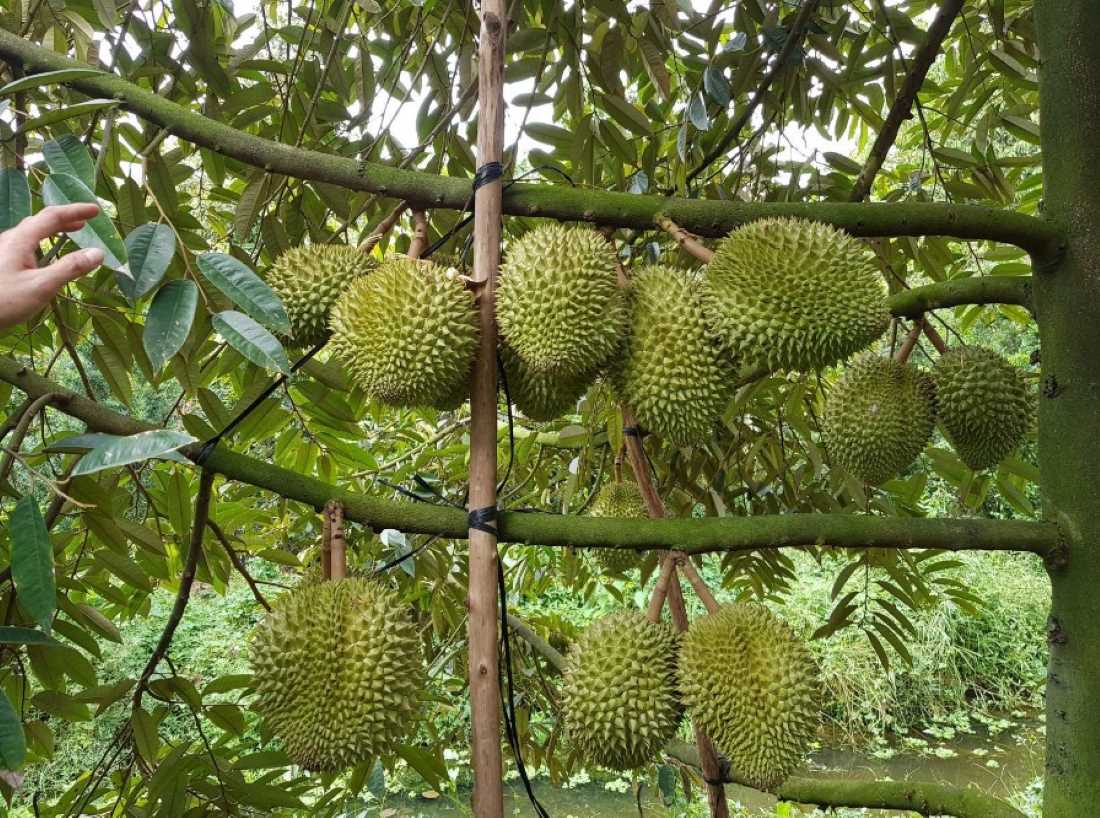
[894, 320, 925, 364]
[646, 556, 677, 622]
[324, 501, 347, 579]
[359, 200, 408, 254]
[655, 215, 715, 263]
[677, 557, 721, 614]
[922, 320, 949, 354]
[408, 210, 429, 259]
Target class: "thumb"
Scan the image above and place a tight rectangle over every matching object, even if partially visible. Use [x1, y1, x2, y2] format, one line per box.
[38, 248, 105, 290]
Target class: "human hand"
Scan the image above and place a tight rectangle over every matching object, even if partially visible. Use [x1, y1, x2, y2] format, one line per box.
[0, 203, 106, 330]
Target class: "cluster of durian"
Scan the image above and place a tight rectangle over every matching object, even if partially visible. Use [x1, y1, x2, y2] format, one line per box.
[249, 578, 424, 772]
[823, 346, 1031, 483]
[563, 603, 819, 789]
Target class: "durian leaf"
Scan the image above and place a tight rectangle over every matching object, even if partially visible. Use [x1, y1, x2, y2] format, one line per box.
[0, 168, 30, 231]
[10, 497, 55, 631]
[121, 224, 176, 302]
[42, 135, 95, 189]
[0, 68, 105, 95]
[196, 253, 290, 334]
[71, 430, 198, 476]
[131, 708, 160, 764]
[41, 172, 129, 275]
[0, 627, 59, 646]
[211, 311, 291, 374]
[0, 691, 26, 771]
[144, 280, 198, 373]
[396, 743, 448, 788]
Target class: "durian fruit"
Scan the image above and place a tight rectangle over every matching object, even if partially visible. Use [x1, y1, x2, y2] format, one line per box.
[249, 578, 423, 771]
[328, 258, 478, 407]
[933, 346, 1031, 470]
[613, 265, 731, 446]
[587, 481, 648, 574]
[678, 603, 819, 791]
[266, 245, 376, 346]
[703, 218, 890, 372]
[563, 611, 682, 770]
[497, 225, 627, 376]
[822, 354, 936, 484]
[500, 343, 593, 421]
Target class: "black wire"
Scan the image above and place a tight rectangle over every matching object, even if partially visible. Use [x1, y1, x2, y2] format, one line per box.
[496, 352, 516, 495]
[371, 534, 439, 575]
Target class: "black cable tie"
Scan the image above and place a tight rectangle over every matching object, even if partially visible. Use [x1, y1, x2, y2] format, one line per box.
[468, 505, 498, 535]
[193, 438, 220, 466]
[623, 425, 643, 438]
[473, 161, 504, 192]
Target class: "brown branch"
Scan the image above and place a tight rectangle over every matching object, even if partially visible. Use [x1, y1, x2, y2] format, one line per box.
[324, 500, 347, 579]
[677, 556, 720, 614]
[358, 201, 408, 254]
[656, 215, 715, 263]
[894, 320, 925, 364]
[646, 556, 678, 623]
[207, 521, 271, 611]
[51, 304, 94, 398]
[923, 320, 949, 354]
[849, 0, 967, 202]
[0, 392, 59, 485]
[408, 210, 429, 259]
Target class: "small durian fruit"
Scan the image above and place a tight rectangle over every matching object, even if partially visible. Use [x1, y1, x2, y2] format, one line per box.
[703, 218, 890, 372]
[613, 265, 732, 447]
[679, 603, 819, 791]
[500, 343, 594, 422]
[563, 611, 682, 770]
[249, 578, 424, 772]
[266, 245, 375, 346]
[328, 258, 478, 408]
[822, 354, 936, 485]
[933, 346, 1031, 470]
[587, 481, 648, 574]
[497, 225, 627, 376]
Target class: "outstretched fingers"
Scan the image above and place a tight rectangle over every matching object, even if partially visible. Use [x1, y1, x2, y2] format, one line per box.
[15, 204, 101, 246]
[36, 247, 106, 292]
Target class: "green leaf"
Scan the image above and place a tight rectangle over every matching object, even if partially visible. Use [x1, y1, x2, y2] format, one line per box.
[687, 92, 710, 131]
[0, 68, 105, 95]
[0, 691, 26, 770]
[212, 311, 291, 374]
[0, 626, 58, 646]
[121, 224, 176, 302]
[196, 253, 289, 334]
[205, 703, 246, 736]
[0, 168, 30, 231]
[10, 497, 55, 631]
[50, 432, 189, 464]
[21, 99, 119, 132]
[41, 173, 129, 275]
[599, 93, 652, 136]
[42, 135, 95, 190]
[71, 430, 198, 477]
[144, 280, 198, 373]
[131, 708, 160, 763]
[703, 66, 730, 106]
[396, 743, 447, 788]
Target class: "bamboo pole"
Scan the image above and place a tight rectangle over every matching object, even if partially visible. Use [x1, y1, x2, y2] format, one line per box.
[466, 3, 507, 816]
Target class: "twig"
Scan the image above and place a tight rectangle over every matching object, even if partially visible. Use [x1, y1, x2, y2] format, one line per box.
[677, 556, 721, 614]
[894, 320, 925, 364]
[0, 392, 59, 485]
[646, 556, 678, 623]
[207, 520, 271, 611]
[656, 215, 715, 263]
[922, 320, 949, 354]
[358, 200, 408, 253]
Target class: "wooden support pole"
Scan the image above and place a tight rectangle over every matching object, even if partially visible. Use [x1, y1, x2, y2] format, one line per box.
[467, 3, 507, 816]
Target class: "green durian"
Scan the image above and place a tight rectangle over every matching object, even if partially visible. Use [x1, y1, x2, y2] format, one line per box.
[266, 245, 376, 346]
[249, 578, 423, 771]
[933, 346, 1031, 470]
[613, 265, 731, 446]
[328, 258, 478, 407]
[678, 603, 819, 791]
[703, 218, 890, 372]
[500, 343, 594, 421]
[497, 225, 627, 376]
[563, 611, 682, 770]
[822, 354, 936, 484]
[587, 481, 648, 574]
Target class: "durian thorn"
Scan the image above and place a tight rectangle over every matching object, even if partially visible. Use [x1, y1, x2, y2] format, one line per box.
[677, 555, 721, 614]
[922, 320, 949, 354]
[408, 209, 429, 259]
[894, 319, 925, 365]
[655, 214, 715, 264]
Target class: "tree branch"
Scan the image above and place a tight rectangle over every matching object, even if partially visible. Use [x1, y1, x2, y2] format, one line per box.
[0, 357, 1061, 558]
[888, 276, 1033, 317]
[0, 30, 1063, 259]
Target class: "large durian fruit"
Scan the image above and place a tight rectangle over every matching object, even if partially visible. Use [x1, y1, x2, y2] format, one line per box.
[266, 245, 376, 346]
[497, 225, 627, 376]
[703, 218, 890, 372]
[249, 578, 424, 771]
[679, 603, 818, 790]
[500, 343, 593, 421]
[563, 611, 682, 770]
[613, 265, 731, 446]
[587, 481, 648, 574]
[822, 354, 936, 484]
[933, 346, 1031, 470]
[329, 257, 478, 407]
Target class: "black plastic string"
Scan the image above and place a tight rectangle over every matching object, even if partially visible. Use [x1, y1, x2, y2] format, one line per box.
[497, 558, 551, 818]
[473, 161, 504, 192]
[496, 351, 516, 494]
[371, 534, 440, 576]
[468, 505, 498, 535]
[623, 425, 642, 438]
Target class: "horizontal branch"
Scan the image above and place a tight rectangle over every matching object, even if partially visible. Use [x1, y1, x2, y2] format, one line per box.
[0, 30, 1064, 259]
[888, 276, 1033, 318]
[504, 615, 1026, 818]
[0, 357, 1060, 559]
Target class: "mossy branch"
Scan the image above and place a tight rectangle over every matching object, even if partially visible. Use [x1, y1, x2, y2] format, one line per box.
[0, 30, 1063, 259]
[0, 356, 1060, 558]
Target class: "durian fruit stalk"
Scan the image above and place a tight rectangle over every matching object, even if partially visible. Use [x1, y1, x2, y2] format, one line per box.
[612, 265, 731, 447]
[586, 481, 648, 574]
[563, 611, 683, 770]
[822, 354, 937, 485]
[266, 245, 376, 347]
[678, 603, 819, 791]
[249, 578, 424, 771]
[497, 225, 627, 376]
[500, 343, 594, 422]
[932, 346, 1031, 470]
[328, 257, 478, 408]
[703, 218, 890, 372]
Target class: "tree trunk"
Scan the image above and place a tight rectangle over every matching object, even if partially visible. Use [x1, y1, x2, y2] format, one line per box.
[1034, 2, 1100, 815]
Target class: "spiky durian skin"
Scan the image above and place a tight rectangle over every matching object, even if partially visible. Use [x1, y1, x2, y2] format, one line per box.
[613, 265, 731, 446]
[497, 225, 627, 376]
[703, 218, 890, 372]
[679, 604, 819, 791]
[587, 482, 648, 573]
[266, 245, 376, 347]
[822, 354, 936, 485]
[500, 344, 593, 421]
[933, 347, 1031, 470]
[563, 611, 682, 770]
[328, 258, 478, 408]
[249, 578, 423, 771]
